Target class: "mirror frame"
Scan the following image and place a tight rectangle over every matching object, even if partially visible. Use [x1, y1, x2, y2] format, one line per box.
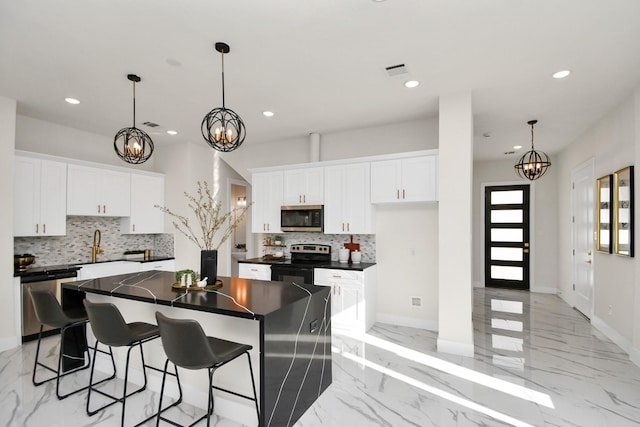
[613, 165, 634, 257]
[596, 174, 613, 253]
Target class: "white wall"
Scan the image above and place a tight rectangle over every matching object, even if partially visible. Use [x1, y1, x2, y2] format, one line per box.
[16, 115, 157, 172]
[472, 158, 559, 292]
[0, 97, 17, 351]
[556, 93, 638, 361]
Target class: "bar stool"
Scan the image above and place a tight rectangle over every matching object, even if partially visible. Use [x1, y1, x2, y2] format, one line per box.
[155, 312, 260, 427]
[29, 287, 94, 399]
[83, 300, 182, 427]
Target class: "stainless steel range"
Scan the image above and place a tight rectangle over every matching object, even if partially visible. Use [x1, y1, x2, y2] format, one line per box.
[270, 244, 331, 285]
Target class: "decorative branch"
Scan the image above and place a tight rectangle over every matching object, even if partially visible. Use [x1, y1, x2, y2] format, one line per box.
[155, 181, 251, 251]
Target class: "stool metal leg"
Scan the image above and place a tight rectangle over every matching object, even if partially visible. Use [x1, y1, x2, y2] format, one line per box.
[246, 352, 261, 423]
[154, 359, 185, 427]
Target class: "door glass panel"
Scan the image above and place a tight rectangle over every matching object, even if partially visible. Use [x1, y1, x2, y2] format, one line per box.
[491, 228, 523, 242]
[491, 334, 524, 351]
[491, 265, 523, 280]
[491, 247, 523, 261]
[491, 247, 522, 261]
[491, 190, 523, 205]
[491, 210, 523, 223]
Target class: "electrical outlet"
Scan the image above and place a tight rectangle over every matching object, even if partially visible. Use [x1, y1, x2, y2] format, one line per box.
[608, 305, 613, 316]
[309, 319, 318, 333]
[411, 296, 422, 307]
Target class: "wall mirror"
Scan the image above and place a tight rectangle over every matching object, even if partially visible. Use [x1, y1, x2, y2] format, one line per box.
[596, 174, 612, 253]
[613, 165, 634, 257]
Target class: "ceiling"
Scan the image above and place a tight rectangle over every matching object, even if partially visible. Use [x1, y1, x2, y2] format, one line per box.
[1, 0, 640, 161]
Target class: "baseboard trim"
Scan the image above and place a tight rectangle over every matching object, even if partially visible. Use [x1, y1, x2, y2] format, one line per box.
[376, 313, 438, 332]
[0, 335, 20, 353]
[530, 286, 557, 294]
[437, 337, 474, 357]
[591, 315, 640, 369]
[473, 281, 483, 288]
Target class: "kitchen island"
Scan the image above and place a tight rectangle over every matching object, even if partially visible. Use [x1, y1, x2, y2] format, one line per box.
[61, 270, 332, 427]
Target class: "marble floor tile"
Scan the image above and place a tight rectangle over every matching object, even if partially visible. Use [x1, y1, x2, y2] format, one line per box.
[2, 287, 640, 426]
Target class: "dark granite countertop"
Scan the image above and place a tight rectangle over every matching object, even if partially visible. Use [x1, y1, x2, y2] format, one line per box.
[239, 257, 376, 271]
[15, 257, 175, 278]
[62, 270, 324, 320]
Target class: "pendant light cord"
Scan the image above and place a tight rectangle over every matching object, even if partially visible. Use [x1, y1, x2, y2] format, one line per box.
[220, 49, 226, 109]
[530, 122, 535, 150]
[132, 80, 136, 128]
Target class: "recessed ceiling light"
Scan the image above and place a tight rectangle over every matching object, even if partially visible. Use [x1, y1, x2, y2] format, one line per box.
[404, 80, 419, 88]
[513, 145, 522, 150]
[552, 70, 571, 79]
[262, 111, 274, 117]
[65, 98, 80, 105]
[167, 130, 178, 135]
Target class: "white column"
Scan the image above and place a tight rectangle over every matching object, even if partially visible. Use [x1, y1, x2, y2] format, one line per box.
[309, 132, 321, 162]
[437, 92, 474, 357]
[0, 97, 18, 352]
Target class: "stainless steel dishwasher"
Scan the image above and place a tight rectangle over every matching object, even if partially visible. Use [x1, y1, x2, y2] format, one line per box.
[21, 269, 78, 342]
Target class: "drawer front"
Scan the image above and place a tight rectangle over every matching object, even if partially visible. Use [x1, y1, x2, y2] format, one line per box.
[239, 263, 271, 280]
[314, 268, 363, 286]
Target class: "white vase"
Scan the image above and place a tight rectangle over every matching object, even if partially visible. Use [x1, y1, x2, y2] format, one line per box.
[338, 248, 350, 263]
[351, 251, 362, 264]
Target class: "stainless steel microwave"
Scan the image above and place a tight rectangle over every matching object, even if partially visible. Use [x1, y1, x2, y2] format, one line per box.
[280, 205, 324, 232]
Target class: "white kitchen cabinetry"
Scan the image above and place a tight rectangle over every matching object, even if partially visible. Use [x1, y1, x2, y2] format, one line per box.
[370, 155, 438, 203]
[324, 163, 374, 234]
[238, 263, 271, 280]
[121, 173, 165, 234]
[251, 171, 283, 233]
[283, 167, 324, 206]
[14, 156, 67, 236]
[139, 259, 175, 272]
[77, 261, 142, 280]
[314, 266, 376, 332]
[67, 164, 131, 216]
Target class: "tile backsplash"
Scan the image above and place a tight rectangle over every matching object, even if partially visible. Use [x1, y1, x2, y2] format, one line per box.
[14, 216, 174, 267]
[260, 233, 376, 262]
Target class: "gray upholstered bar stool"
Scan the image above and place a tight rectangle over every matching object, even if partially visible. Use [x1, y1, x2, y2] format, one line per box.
[83, 300, 182, 427]
[155, 312, 260, 427]
[29, 287, 95, 399]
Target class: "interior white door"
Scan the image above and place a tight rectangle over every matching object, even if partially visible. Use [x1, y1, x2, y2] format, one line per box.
[572, 160, 595, 318]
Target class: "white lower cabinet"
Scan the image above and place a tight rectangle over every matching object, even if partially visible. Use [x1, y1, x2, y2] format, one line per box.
[238, 263, 271, 280]
[78, 259, 175, 279]
[139, 259, 175, 272]
[314, 266, 376, 332]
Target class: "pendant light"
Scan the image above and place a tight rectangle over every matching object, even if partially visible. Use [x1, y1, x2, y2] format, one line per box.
[114, 74, 154, 164]
[201, 42, 246, 152]
[514, 120, 551, 180]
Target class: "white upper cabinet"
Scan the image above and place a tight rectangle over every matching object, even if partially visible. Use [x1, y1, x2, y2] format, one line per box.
[14, 156, 67, 236]
[121, 173, 165, 234]
[251, 171, 283, 233]
[67, 164, 131, 216]
[283, 167, 324, 206]
[324, 163, 375, 234]
[370, 155, 438, 203]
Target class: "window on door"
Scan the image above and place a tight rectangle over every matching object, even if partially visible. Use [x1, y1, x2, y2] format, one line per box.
[484, 185, 530, 290]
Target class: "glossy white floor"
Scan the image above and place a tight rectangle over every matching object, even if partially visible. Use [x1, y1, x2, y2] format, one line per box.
[2, 288, 640, 426]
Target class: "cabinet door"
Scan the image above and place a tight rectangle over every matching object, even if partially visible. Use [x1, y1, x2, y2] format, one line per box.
[101, 169, 131, 216]
[370, 160, 401, 203]
[67, 164, 103, 215]
[337, 285, 361, 330]
[283, 168, 323, 205]
[252, 172, 283, 233]
[14, 156, 40, 236]
[39, 160, 67, 235]
[123, 174, 164, 234]
[323, 165, 346, 234]
[402, 156, 437, 202]
[343, 163, 373, 234]
[139, 259, 175, 272]
[238, 263, 271, 280]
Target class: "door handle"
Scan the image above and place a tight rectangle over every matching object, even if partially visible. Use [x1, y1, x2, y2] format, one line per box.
[587, 250, 592, 256]
[524, 243, 530, 248]
[523, 249, 530, 254]
[585, 260, 592, 264]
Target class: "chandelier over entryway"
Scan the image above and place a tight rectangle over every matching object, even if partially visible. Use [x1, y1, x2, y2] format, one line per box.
[201, 42, 246, 152]
[514, 120, 551, 180]
[113, 74, 154, 164]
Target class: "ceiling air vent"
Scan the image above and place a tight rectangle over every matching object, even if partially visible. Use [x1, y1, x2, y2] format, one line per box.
[142, 121, 160, 128]
[385, 63, 408, 77]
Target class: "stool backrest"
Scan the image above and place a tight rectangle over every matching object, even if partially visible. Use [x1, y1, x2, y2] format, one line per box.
[155, 312, 218, 369]
[83, 300, 134, 346]
[28, 287, 69, 328]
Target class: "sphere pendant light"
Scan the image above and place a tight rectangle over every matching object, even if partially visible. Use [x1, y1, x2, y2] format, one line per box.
[114, 74, 154, 164]
[514, 120, 551, 180]
[201, 42, 246, 152]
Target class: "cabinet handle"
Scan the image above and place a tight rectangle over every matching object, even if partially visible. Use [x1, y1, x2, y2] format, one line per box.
[332, 274, 342, 278]
[133, 224, 136, 232]
[338, 286, 341, 296]
[97, 205, 101, 214]
[299, 195, 302, 203]
[35, 224, 39, 233]
[103, 205, 106, 214]
[347, 223, 350, 232]
[342, 223, 345, 232]
[267, 223, 270, 231]
[397, 189, 400, 199]
[43, 224, 46, 234]
[303, 195, 306, 203]
[403, 189, 406, 199]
